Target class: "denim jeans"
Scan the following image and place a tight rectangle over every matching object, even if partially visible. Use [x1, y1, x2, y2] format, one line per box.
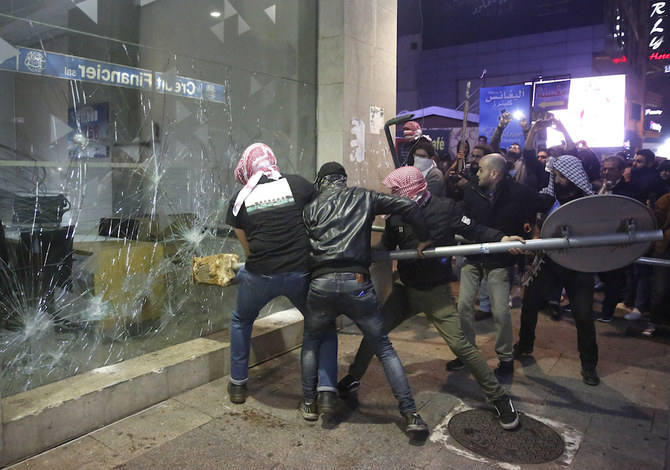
[458, 264, 513, 362]
[518, 258, 598, 367]
[348, 282, 506, 401]
[302, 273, 417, 414]
[231, 267, 338, 392]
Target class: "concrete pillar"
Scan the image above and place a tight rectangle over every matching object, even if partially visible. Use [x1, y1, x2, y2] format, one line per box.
[317, 0, 398, 192]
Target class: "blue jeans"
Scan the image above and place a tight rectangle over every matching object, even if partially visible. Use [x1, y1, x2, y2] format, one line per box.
[231, 267, 338, 392]
[302, 273, 416, 414]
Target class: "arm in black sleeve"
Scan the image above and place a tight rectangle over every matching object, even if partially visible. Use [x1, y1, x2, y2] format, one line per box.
[446, 202, 504, 243]
[490, 125, 504, 153]
[372, 192, 431, 242]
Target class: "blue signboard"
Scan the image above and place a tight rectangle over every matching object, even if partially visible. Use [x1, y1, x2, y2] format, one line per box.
[155, 72, 226, 103]
[0, 47, 226, 104]
[479, 85, 531, 150]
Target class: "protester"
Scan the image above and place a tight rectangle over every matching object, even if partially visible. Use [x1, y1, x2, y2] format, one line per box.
[225, 143, 338, 405]
[301, 162, 431, 435]
[514, 155, 601, 386]
[453, 154, 553, 375]
[338, 166, 523, 430]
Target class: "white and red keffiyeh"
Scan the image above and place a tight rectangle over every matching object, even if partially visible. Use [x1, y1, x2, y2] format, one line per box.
[403, 121, 422, 141]
[382, 166, 428, 202]
[232, 143, 282, 216]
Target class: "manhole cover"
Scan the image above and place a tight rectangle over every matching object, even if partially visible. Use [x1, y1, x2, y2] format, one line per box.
[448, 409, 564, 464]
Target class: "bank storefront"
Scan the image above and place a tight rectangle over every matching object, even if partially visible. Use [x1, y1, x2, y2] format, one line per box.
[0, 0, 316, 399]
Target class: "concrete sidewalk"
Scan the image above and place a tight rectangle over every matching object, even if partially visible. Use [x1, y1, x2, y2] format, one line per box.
[8, 300, 670, 469]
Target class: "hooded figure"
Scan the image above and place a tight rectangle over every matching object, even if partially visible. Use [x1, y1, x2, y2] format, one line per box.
[541, 155, 594, 205]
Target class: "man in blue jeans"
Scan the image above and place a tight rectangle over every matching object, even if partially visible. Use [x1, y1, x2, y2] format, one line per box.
[225, 143, 338, 406]
[301, 162, 432, 435]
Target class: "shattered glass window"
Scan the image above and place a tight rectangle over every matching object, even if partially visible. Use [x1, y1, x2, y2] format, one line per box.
[0, 0, 317, 397]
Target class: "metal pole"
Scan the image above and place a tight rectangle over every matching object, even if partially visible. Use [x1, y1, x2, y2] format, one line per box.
[372, 230, 663, 261]
[636, 256, 670, 268]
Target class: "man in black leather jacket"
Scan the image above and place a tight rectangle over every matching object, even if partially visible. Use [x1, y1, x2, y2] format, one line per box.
[301, 162, 432, 435]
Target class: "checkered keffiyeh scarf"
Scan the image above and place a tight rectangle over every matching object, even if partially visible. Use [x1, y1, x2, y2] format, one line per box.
[232, 143, 282, 216]
[541, 155, 594, 197]
[382, 166, 429, 203]
[403, 121, 422, 141]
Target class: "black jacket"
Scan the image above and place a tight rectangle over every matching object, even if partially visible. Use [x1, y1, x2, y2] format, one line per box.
[303, 180, 430, 278]
[381, 195, 504, 290]
[462, 176, 553, 268]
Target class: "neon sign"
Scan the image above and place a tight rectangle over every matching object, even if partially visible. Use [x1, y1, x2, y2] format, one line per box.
[649, 1, 669, 60]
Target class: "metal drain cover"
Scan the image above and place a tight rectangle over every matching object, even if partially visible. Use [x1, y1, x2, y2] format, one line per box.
[447, 409, 564, 464]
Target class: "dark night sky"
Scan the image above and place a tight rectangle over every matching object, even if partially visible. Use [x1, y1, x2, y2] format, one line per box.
[399, 0, 606, 47]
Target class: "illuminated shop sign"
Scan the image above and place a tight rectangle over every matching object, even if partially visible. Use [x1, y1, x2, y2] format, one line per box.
[0, 47, 226, 103]
[649, 1, 670, 60]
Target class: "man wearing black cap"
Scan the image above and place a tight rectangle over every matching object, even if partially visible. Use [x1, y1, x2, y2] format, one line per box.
[300, 161, 432, 435]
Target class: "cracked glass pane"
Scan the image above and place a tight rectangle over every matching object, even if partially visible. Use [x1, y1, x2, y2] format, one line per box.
[0, 0, 316, 396]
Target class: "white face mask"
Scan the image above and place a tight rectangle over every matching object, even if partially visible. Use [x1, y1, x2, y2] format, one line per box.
[413, 156, 435, 176]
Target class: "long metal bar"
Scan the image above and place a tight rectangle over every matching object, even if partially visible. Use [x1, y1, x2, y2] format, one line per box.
[231, 231, 664, 272]
[371, 230, 663, 261]
[636, 256, 670, 268]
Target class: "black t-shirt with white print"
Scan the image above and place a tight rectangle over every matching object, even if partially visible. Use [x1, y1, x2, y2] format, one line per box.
[226, 174, 315, 274]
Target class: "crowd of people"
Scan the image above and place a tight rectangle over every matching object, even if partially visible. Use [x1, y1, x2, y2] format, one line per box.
[222, 115, 670, 437]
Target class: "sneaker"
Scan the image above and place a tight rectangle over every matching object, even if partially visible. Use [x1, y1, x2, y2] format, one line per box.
[597, 314, 613, 323]
[337, 375, 360, 397]
[300, 400, 319, 421]
[512, 342, 533, 358]
[402, 412, 429, 434]
[642, 323, 657, 337]
[445, 358, 465, 371]
[317, 391, 338, 414]
[581, 366, 600, 386]
[227, 382, 247, 404]
[492, 396, 519, 430]
[495, 360, 514, 376]
[624, 308, 643, 321]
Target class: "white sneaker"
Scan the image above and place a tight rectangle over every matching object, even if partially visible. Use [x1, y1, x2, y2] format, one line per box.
[624, 308, 643, 321]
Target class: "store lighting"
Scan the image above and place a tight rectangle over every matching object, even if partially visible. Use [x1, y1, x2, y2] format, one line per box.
[210, 10, 221, 18]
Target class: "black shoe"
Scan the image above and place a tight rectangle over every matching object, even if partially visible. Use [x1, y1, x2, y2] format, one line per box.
[492, 396, 519, 430]
[227, 382, 247, 404]
[402, 412, 429, 434]
[581, 366, 600, 386]
[337, 374, 360, 397]
[317, 391, 338, 414]
[445, 358, 465, 371]
[512, 342, 533, 358]
[495, 360, 514, 376]
[474, 309, 493, 321]
[597, 314, 613, 323]
[300, 400, 319, 421]
[549, 303, 562, 321]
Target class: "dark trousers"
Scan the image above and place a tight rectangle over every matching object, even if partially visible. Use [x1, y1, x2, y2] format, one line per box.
[518, 258, 598, 367]
[599, 267, 628, 317]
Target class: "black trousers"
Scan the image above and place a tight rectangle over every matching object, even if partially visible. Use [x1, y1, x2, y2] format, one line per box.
[518, 258, 598, 367]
